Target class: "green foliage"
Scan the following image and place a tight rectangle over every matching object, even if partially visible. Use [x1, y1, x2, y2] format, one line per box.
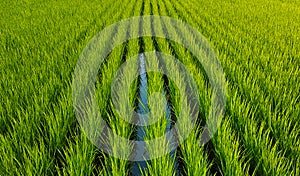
[0, 0, 299, 175]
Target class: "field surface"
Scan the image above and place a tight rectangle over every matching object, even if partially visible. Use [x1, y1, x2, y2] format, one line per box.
[0, 0, 299, 175]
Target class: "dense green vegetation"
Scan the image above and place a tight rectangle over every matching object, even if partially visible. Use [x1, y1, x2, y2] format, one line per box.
[0, 0, 299, 175]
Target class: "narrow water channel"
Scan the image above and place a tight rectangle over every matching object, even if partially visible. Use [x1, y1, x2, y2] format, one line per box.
[131, 53, 149, 176]
[131, 53, 178, 176]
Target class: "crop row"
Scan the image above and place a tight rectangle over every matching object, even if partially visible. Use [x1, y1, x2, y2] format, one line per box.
[0, 0, 298, 175]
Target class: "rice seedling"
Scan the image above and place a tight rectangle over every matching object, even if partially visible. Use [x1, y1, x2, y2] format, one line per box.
[0, 0, 298, 175]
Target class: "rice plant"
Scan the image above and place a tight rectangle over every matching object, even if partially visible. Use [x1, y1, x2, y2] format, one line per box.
[0, 0, 299, 175]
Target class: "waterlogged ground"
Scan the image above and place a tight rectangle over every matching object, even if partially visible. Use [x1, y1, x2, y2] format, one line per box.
[0, 0, 299, 175]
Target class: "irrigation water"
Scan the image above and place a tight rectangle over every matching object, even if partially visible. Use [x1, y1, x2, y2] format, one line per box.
[131, 53, 179, 176]
[131, 53, 149, 175]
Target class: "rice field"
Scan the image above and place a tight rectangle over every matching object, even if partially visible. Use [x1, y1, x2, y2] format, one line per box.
[0, 0, 299, 175]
